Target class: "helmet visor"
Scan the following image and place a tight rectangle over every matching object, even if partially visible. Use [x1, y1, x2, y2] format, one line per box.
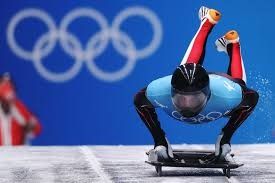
[172, 91, 208, 117]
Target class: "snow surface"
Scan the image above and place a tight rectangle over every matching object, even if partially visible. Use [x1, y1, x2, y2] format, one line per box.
[0, 144, 274, 183]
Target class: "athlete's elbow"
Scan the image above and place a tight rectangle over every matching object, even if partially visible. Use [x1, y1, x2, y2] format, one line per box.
[254, 91, 259, 105]
[133, 92, 139, 107]
[133, 89, 145, 107]
[251, 90, 259, 108]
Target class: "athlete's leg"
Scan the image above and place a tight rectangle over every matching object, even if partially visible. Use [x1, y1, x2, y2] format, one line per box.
[220, 86, 259, 145]
[213, 86, 259, 162]
[180, 6, 221, 65]
[215, 30, 247, 83]
[133, 87, 167, 147]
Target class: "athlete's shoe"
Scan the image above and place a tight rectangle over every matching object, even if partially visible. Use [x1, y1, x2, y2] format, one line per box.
[215, 30, 240, 53]
[199, 6, 221, 24]
[224, 153, 237, 164]
[148, 138, 174, 162]
[148, 146, 171, 162]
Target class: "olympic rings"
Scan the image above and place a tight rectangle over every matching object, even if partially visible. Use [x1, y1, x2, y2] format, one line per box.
[7, 6, 162, 82]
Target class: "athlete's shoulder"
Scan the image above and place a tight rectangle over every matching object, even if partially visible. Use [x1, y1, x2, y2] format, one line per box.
[146, 75, 172, 104]
[208, 72, 243, 99]
[149, 75, 172, 83]
[208, 72, 245, 85]
[147, 75, 172, 93]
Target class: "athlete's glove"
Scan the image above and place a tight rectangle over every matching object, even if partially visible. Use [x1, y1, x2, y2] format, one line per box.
[200, 132, 231, 164]
[215, 132, 231, 160]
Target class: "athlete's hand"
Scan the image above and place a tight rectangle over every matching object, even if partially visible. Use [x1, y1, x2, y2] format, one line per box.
[215, 132, 231, 160]
[198, 133, 231, 164]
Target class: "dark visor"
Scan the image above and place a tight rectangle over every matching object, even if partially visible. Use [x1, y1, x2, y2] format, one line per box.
[171, 87, 209, 117]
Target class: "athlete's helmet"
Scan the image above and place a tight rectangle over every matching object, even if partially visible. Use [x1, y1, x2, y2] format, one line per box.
[171, 63, 210, 117]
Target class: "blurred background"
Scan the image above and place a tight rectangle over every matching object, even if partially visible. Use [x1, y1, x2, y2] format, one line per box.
[0, 0, 274, 145]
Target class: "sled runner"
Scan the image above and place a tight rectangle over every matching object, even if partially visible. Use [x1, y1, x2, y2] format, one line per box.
[146, 149, 243, 178]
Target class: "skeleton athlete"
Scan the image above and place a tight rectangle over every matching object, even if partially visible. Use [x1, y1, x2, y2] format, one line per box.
[134, 6, 259, 163]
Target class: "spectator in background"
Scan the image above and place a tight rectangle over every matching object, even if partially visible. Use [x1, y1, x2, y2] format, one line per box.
[0, 74, 41, 145]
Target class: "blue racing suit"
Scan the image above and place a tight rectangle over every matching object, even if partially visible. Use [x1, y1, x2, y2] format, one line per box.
[146, 73, 242, 124]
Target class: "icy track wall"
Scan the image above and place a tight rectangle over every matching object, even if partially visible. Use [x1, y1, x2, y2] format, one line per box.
[0, 0, 274, 145]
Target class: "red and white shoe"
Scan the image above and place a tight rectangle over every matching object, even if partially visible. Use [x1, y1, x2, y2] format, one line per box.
[215, 30, 240, 53]
[199, 6, 221, 24]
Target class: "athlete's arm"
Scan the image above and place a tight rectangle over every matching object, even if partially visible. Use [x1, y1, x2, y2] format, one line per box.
[215, 84, 259, 159]
[134, 87, 167, 147]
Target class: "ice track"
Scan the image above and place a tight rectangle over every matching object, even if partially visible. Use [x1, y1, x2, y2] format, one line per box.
[0, 144, 274, 183]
